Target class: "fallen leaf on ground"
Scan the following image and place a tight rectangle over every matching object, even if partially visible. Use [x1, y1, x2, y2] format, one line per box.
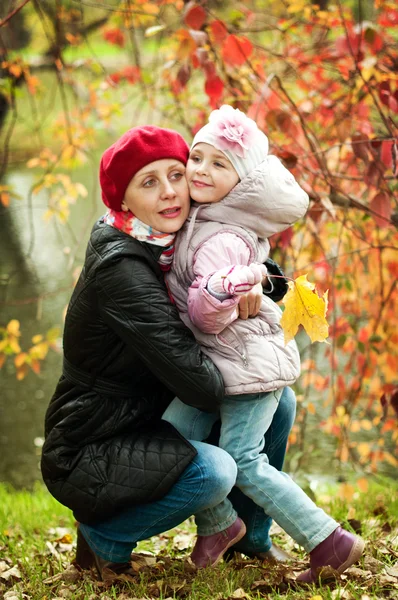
[43, 565, 81, 584]
[173, 532, 194, 550]
[362, 555, 385, 573]
[48, 527, 72, 538]
[229, 589, 250, 599]
[385, 564, 398, 577]
[331, 588, 353, 598]
[130, 553, 157, 572]
[379, 572, 398, 588]
[345, 566, 373, 579]
[0, 566, 22, 581]
[4, 589, 30, 600]
[0, 561, 11, 574]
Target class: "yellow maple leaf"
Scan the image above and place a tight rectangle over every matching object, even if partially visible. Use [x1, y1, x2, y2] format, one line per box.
[280, 274, 329, 344]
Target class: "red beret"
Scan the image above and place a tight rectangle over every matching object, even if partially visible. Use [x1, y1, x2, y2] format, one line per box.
[100, 125, 190, 211]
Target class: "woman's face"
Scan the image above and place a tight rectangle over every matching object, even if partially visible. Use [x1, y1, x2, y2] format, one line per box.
[122, 159, 190, 233]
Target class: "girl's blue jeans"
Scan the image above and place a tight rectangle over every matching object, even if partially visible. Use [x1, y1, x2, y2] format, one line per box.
[163, 387, 338, 553]
[80, 387, 303, 560]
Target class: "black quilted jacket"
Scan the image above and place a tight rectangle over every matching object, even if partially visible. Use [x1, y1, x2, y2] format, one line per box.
[41, 220, 224, 525]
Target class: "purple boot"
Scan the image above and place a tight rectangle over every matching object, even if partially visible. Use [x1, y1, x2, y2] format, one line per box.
[191, 517, 246, 568]
[296, 526, 365, 583]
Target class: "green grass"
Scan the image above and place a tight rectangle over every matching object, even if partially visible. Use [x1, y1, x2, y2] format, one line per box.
[0, 479, 397, 599]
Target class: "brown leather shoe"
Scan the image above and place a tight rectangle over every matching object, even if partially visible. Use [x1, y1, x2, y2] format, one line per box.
[225, 543, 293, 563]
[74, 527, 136, 581]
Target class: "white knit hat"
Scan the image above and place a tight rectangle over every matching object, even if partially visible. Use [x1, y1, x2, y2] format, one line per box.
[191, 105, 269, 180]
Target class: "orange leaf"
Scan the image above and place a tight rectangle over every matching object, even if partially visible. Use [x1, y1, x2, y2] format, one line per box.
[307, 402, 316, 415]
[370, 192, 391, 228]
[357, 477, 369, 493]
[221, 35, 253, 67]
[16, 365, 29, 381]
[14, 352, 28, 368]
[9, 64, 23, 78]
[176, 30, 196, 61]
[339, 483, 355, 501]
[31, 359, 41, 375]
[0, 191, 10, 207]
[184, 4, 206, 30]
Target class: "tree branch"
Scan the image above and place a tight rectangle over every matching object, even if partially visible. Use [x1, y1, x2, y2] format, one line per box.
[0, 0, 32, 28]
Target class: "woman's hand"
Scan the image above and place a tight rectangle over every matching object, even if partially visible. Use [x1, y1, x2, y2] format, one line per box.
[238, 281, 264, 319]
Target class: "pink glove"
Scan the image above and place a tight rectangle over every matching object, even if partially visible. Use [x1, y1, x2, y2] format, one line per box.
[208, 264, 267, 296]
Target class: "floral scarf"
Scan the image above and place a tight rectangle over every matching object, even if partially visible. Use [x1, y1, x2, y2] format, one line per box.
[103, 209, 175, 271]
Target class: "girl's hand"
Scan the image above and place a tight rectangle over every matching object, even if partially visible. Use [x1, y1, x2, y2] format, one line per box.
[238, 282, 264, 319]
[208, 264, 267, 296]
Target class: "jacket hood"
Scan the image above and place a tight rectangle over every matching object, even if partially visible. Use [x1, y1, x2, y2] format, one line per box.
[191, 155, 309, 240]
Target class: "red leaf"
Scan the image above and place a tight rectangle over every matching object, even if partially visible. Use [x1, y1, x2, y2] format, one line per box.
[370, 191, 391, 228]
[277, 149, 298, 169]
[203, 59, 216, 78]
[266, 109, 299, 137]
[378, 9, 398, 28]
[387, 261, 398, 279]
[335, 31, 363, 59]
[103, 28, 125, 48]
[210, 20, 228, 44]
[351, 132, 370, 163]
[363, 25, 384, 53]
[205, 75, 224, 107]
[378, 80, 398, 112]
[108, 72, 120, 85]
[121, 66, 140, 84]
[380, 140, 393, 169]
[279, 227, 294, 249]
[176, 64, 191, 88]
[221, 35, 253, 67]
[365, 161, 384, 188]
[184, 4, 206, 30]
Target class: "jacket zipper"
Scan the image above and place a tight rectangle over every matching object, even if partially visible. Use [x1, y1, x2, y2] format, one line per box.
[216, 333, 249, 368]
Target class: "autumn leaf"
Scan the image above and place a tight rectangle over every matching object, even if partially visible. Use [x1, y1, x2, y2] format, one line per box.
[210, 19, 228, 43]
[280, 274, 329, 344]
[205, 74, 224, 106]
[221, 35, 253, 67]
[370, 191, 392, 228]
[183, 4, 206, 30]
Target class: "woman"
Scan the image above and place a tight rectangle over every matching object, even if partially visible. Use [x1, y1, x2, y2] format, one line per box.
[41, 125, 295, 580]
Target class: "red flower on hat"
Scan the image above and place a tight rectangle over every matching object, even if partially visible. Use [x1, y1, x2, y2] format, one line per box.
[209, 104, 259, 158]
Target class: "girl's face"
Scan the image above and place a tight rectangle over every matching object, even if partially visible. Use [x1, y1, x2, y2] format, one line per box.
[186, 143, 240, 204]
[122, 159, 190, 232]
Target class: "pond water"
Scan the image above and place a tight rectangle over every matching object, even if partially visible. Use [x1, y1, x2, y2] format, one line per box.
[0, 162, 103, 488]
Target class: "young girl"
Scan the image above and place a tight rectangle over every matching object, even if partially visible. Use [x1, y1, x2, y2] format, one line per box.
[163, 106, 365, 582]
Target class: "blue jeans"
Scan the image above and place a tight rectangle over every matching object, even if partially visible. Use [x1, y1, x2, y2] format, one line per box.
[163, 387, 338, 552]
[226, 386, 296, 553]
[79, 441, 237, 562]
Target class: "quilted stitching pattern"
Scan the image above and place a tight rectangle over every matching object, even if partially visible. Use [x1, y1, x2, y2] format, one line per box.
[41, 221, 224, 524]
